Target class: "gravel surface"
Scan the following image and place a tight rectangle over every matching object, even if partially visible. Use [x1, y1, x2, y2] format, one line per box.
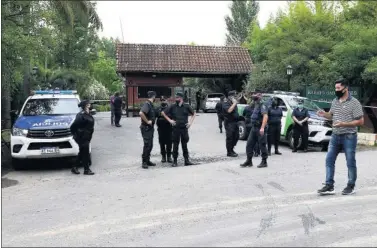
[2, 112, 377, 247]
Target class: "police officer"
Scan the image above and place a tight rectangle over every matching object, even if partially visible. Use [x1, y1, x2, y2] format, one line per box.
[113, 92, 122, 127]
[291, 99, 310, 152]
[240, 93, 268, 168]
[215, 96, 225, 133]
[162, 92, 195, 167]
[139, 91, 157, 169]
[156, 96, 173, 163]
[196, 89, 202, 112]
[243, 100, 260, 157]
[267, 97, 283, 155]
[70, 100, 95, 175]
[222, 90, 239, 157]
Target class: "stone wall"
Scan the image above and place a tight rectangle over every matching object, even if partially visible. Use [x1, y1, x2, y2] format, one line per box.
[358, 133, 377, 146]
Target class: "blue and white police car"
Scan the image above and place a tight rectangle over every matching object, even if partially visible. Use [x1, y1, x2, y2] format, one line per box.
[11, 90, 93, 169]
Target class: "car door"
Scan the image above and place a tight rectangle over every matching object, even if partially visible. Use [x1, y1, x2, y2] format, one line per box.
[276, 97, 288, 135]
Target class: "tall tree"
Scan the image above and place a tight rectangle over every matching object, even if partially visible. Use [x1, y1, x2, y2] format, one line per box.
[225, 0, 260, 46]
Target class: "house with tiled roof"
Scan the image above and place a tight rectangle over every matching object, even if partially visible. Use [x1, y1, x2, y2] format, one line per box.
[116, 43, 252, 115]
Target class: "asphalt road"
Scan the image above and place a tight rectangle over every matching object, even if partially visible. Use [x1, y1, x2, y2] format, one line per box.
[2, 112, 377, 247]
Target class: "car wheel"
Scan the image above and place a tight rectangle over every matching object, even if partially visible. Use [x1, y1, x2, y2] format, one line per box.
[12, 158, 24, 170]
[238, 121, 247, 140]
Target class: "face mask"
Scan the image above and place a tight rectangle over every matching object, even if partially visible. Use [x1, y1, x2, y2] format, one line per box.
[335, 88, 346, 99]
[175, 100, 181, 105]
[298, 104, 303, 109]
[161, 102, 167, 107]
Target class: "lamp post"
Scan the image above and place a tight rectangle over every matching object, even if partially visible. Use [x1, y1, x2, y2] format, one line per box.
[286, 65, 293, 91]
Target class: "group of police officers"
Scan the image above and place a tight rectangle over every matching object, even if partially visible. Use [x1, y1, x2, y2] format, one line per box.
[138, 90, 311, 169]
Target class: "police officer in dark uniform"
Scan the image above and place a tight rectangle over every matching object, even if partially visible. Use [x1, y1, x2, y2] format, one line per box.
[156, 96, 173, 163]
[215, 96, 225, 133]
[162, 92, 195, 167]
[240, 93, 269, 168]
[291, 99, 310, 152]
[139, 91, 157, 169]
[113, 92, 122, 127]
[267, 97, 283, 155]
[243, 100, 260, 157]
[70, 100, 95, 175]
[222, 90, 239, 157]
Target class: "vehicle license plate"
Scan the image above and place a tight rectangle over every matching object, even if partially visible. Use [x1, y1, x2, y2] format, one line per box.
[41, 147, 59, 154]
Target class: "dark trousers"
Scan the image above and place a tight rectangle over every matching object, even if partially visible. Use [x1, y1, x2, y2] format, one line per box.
[293, 124, 309, 150]
[158, 126, 172, 157]
[246, 126, 268, 160]
[111, 109, 115, 125]
[217, 115, 224, 129]
[141, 125, 154, 162]
[196, 99, 200, 112]
[268, 123, 281, 152]
[225, 121, 239, 153]
[172, 127, 189, 159]
[75, 142, 90, 170]
[114, 110, 121, 125]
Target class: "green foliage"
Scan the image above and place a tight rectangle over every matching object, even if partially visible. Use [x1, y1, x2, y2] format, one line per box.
[245, 0, 377, 104]
[225, 0, 260, 45]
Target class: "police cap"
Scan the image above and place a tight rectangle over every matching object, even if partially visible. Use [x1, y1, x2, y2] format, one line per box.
[228, 90, 236, 97]
[175, 92, 184, 98]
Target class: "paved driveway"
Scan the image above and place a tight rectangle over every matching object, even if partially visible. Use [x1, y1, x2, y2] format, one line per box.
[2, 112, 377, 247]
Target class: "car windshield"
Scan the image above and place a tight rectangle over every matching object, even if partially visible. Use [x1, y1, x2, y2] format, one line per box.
[286, 97, 321, 111]
[207, 94, 224, 98]
[22, 98, 80, 116]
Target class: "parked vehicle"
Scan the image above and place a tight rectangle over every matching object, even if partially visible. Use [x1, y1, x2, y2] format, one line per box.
[237, 91, 332, 151]
[10, 89, 96, 169]
[201, 93, 225, 113]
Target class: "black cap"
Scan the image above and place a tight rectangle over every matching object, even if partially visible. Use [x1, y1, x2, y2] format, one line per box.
[78, 100, 90, 108]
[228, 90, 236, 97]
[147, 91, 156, 98]
[176, 92, 184, 98]
[297, 99, 304, 104]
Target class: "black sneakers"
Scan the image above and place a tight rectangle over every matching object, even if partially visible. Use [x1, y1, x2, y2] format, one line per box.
[317, 184, 335, 195]
[342, 185, 355, 195]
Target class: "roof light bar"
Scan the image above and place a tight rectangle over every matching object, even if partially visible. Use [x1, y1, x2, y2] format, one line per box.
[33, 90, 77, 95]
[273, 91, 300, 96]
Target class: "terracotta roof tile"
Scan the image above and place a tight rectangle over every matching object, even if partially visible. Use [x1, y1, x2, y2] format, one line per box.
[116, 43, 252, 74]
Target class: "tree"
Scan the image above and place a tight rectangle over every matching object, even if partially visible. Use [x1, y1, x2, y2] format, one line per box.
[225, 0, 260, 46]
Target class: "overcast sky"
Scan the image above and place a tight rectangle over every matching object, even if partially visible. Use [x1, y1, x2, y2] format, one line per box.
[96, 1, 287, 45]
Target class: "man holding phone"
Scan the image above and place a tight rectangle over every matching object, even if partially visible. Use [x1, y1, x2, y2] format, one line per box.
[317, 79, 364, 195]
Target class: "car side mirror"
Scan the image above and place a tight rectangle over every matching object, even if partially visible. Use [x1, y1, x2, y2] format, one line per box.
[90, 109, 97, 115]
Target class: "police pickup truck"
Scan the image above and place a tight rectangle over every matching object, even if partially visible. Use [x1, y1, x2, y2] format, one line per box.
[11, 90, 95, 169]
[237, 91, 332, 151]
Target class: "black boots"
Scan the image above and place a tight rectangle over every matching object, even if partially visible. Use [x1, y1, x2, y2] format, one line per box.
[84, 168, 95, 175]
[184, 158, 194, 166]
[240, 159, 253, 167]
[220, 128, 223, 133]
[257, 159, 268, 168]
[72, 167, 94, 175]
[167, 154, 173, 163]
[71, 167, 80, 174]
[142, 161, 148, 169]
[275, 150, 282, 155]
[227, 150, 238, 157]
[161, 154, 167, 163]
[172, 158, 178, 167]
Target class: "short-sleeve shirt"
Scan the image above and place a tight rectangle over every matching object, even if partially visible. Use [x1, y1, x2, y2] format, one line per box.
[250, 103, 268, 124]
[140, 100, 156, 126]
[164, 103, 194, 128]
[222, 100, 239, 122]
[292, 107, 310, 126]
[330, 96, 363, 134]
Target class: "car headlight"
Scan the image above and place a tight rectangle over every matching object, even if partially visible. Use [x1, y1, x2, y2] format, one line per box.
[308, 118, 325, 126]
[12, 127, 28, 136]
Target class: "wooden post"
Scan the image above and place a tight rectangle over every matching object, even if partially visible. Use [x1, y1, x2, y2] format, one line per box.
[126, 85, 129, 117]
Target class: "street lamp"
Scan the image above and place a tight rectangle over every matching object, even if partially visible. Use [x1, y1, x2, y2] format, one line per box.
[286, 65, 293, 91]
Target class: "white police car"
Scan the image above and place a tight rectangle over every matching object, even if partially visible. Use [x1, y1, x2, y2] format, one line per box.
[11, 90, 94, 169]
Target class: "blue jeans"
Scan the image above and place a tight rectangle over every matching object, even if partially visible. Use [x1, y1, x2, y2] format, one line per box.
[325, 133, 357, 186]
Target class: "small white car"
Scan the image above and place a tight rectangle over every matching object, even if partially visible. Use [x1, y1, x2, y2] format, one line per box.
[202, 93, 225, 113]
[11, 90, 94, 169]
